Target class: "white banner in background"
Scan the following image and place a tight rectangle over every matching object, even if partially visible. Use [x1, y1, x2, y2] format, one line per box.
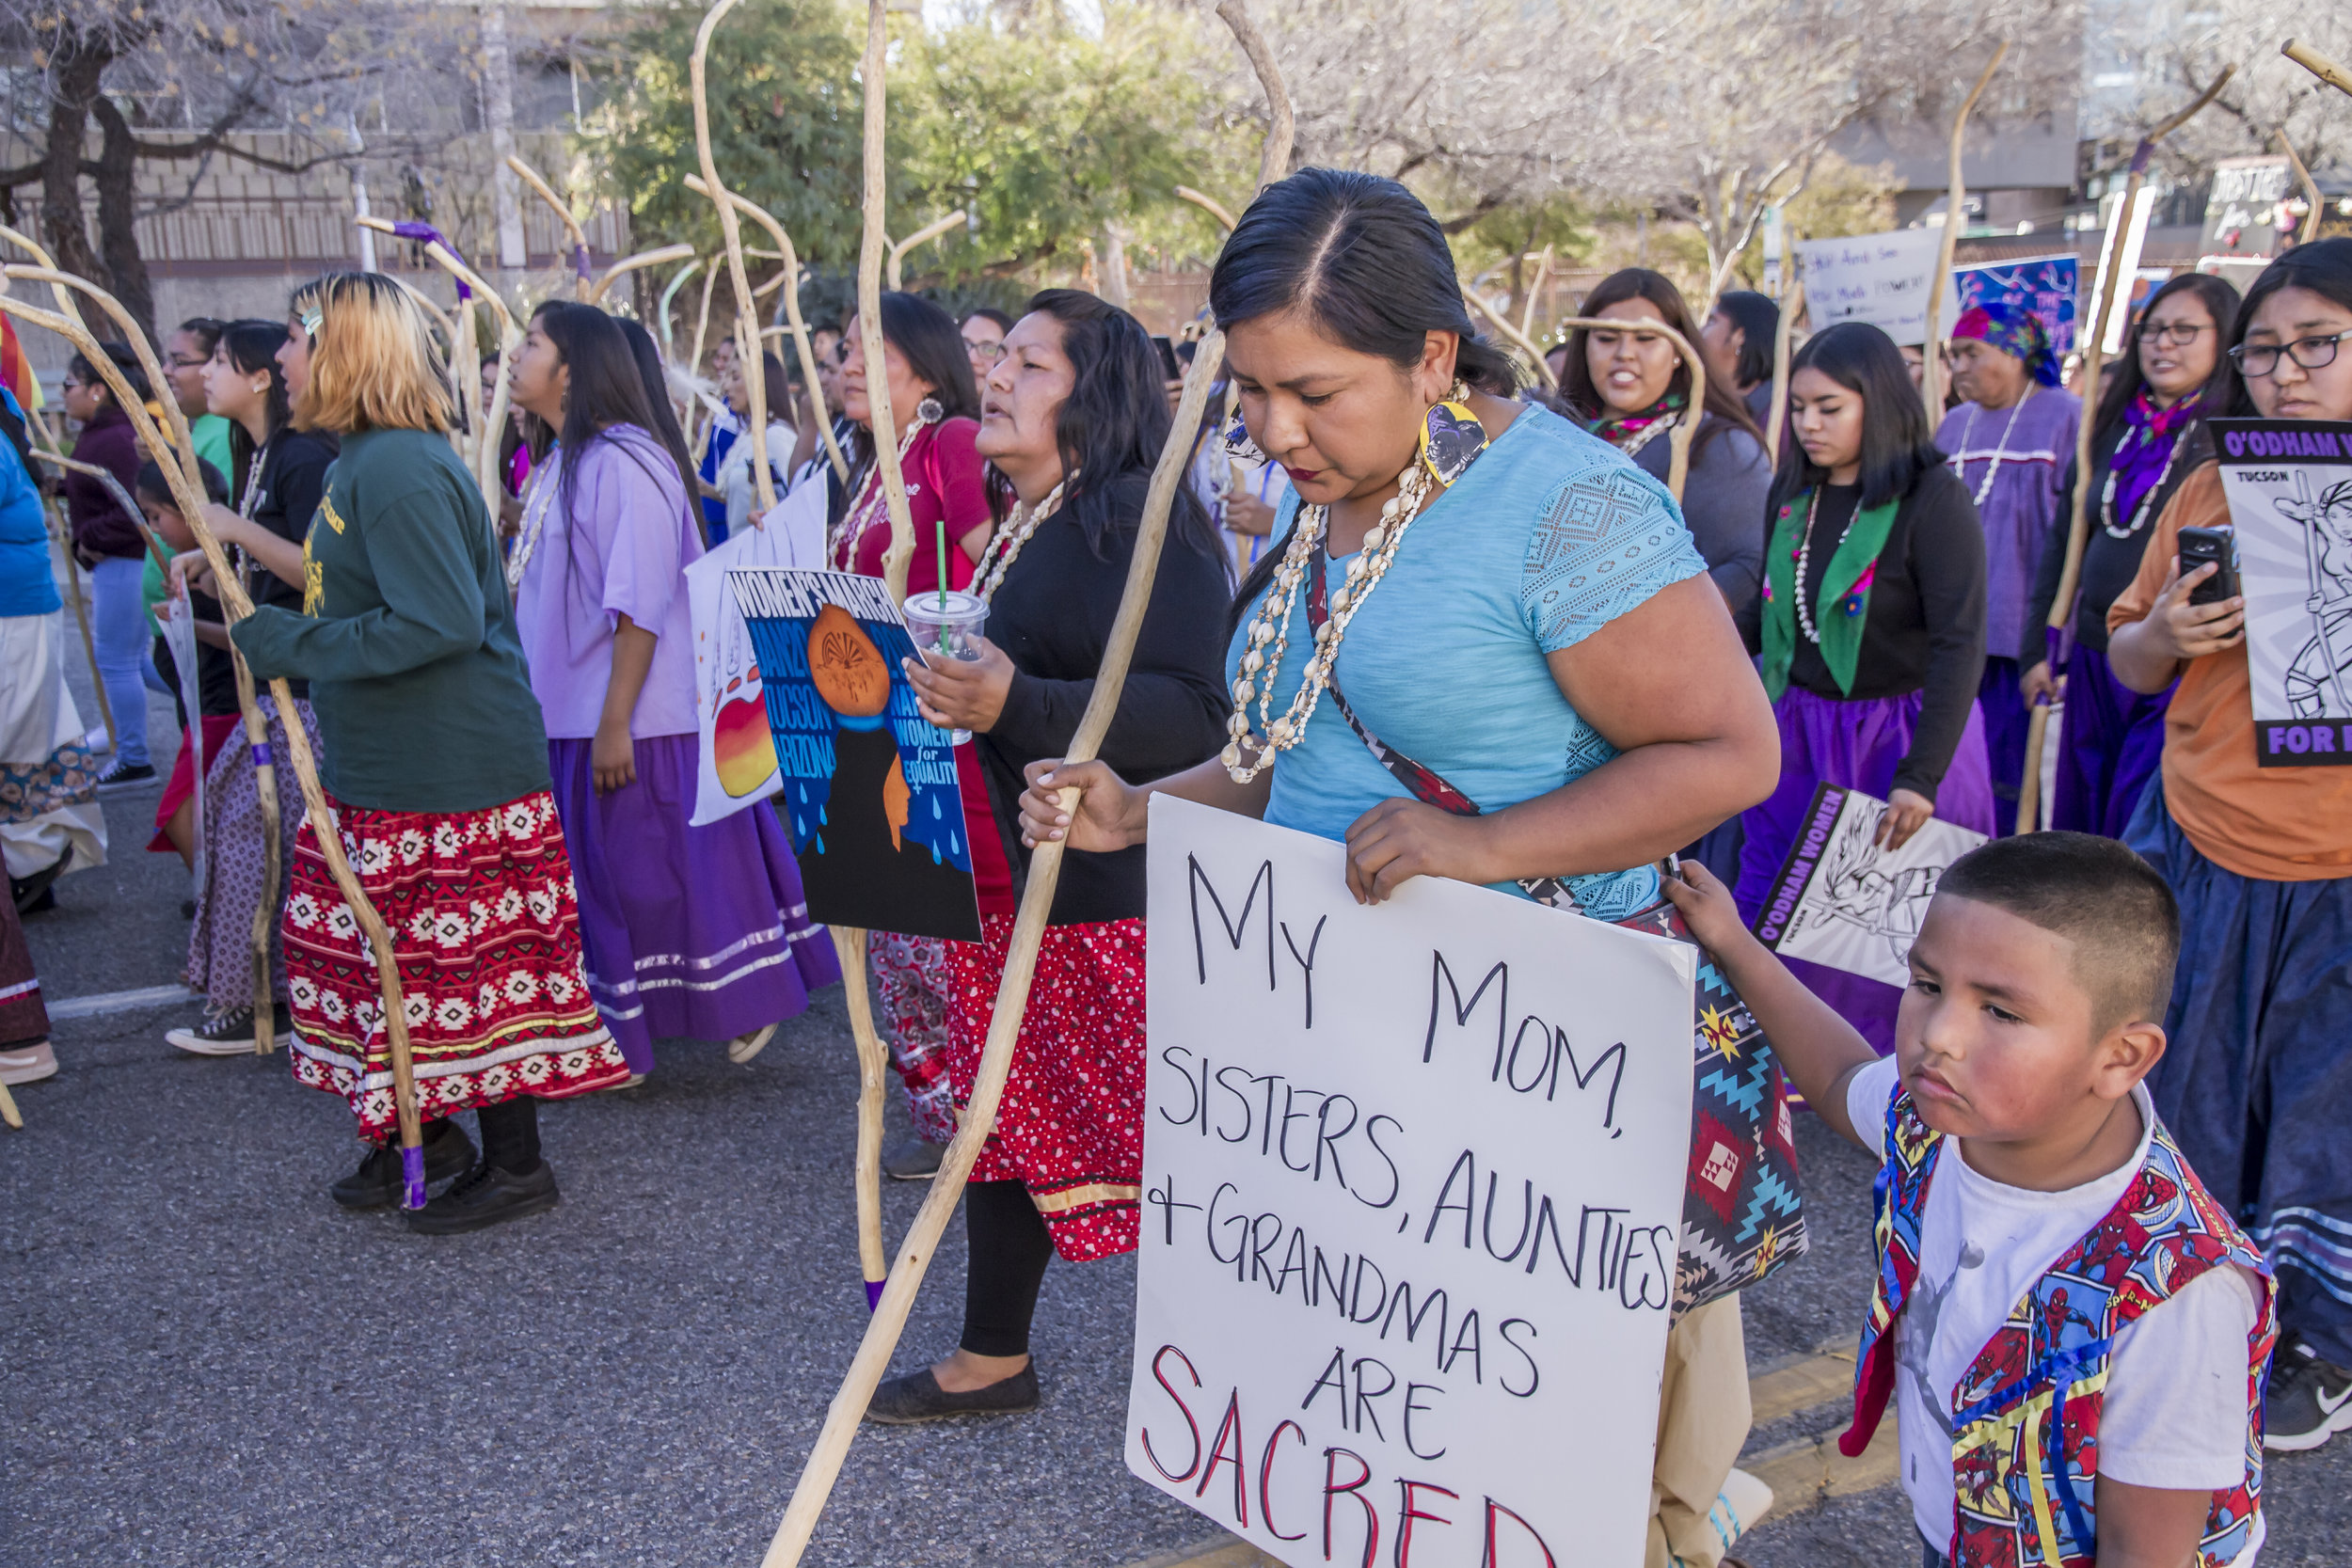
[1128, 797, 1695, 1568]
[686, 480, 828, 826]
[1795, 229, 1952, 346]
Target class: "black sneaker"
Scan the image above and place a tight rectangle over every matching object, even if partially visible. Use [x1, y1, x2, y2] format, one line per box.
[167, 1004, 293, 1057]
[2266, 1341, 2352, 1451]
[882, 1136, 946, 1181]
[94, 760, 156, 792]
[864, 1364, 1039, 1424]
[329, 1120, 478, 1211]
[10, 848, 69, 914]
[405, 1158, 560, 1235]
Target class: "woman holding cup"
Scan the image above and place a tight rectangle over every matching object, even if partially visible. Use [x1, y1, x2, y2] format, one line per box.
[877, 289, 1231, 1420]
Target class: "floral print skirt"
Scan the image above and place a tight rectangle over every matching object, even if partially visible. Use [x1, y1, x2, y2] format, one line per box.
[284, 787, 630, 1140]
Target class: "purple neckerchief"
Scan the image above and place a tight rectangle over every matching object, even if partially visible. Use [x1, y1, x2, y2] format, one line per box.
[2111, 390, 2195, 535]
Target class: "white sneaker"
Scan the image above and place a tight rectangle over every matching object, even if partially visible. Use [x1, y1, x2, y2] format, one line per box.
[0, 1039, 57, 1085]
[727, 1023, 778, 1064]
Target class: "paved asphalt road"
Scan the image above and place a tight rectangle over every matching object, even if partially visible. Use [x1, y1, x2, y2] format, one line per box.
[6, 684, 2346, 1564]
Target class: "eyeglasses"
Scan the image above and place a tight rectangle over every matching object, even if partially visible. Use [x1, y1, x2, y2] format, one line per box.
[964, 340, 1006, 365]
[167, 355, 211, 371]
[2142, 323, 2212, 346]
[2229, 332, 2345, 378]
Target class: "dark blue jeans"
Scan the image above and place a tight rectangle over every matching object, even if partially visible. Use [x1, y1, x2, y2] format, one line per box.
[1920, 1534, 1948, 1568]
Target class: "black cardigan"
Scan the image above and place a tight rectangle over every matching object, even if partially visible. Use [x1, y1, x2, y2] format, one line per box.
[977, 499, 1232, 926]
[2021, 420, 2211, 663]
[1739, 464, 1987, 800]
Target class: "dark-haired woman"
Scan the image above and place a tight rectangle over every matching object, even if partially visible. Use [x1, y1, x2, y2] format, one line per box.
[1703, 289, 1781, 430]
[881, 288, 1232, 1422]
[2018, 274, 2238, 836]
[834, 292, 1009, 1171]
[1563, 269, 1772, 612]
[1733, 322, 1992, 1051]
[1012, 170, 1781, 1566]
[60, 344, 155, 787]
[162, 318, 340, 1053]
[2107, 238, 2352, 1449]
[712, 348, 797, 543]
[505, 301, 835, 1082]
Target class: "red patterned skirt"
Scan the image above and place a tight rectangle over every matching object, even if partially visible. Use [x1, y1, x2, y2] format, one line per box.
[944, 913, 1146, 1262]
[283, 788, 630, 1140]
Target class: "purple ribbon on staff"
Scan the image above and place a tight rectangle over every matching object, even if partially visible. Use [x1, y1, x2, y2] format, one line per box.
[572, 244, 593, 285]
[403, 1145, 427, 1210]
[387, 221, 473, 300]
[251, 744, 274, 768]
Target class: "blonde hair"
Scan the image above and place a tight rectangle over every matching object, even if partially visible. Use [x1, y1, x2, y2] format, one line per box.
[294, 272, 455, 436]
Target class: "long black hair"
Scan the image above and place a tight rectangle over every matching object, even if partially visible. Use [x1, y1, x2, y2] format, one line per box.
[216, 318, 293, 508]
[1563, 268, 1762, 459]
[2094, 273, 2241, 436]
[845, 291, 981, 471]
[2226, 237, 2352, 416]
[1712, 290, 1780, 388]
[530, 301, 690, 525]
[984, 288, 1217, 563]
[68, 342, 150, 409]
[1767, 322, 1944, 515]
[613, 315, 701, 519]
[1209, 166, 1519, 398]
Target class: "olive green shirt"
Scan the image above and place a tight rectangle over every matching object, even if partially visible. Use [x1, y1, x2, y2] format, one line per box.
[231, 427, 549, 814]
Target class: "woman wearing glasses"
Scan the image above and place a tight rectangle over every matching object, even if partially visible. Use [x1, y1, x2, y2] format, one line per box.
[2107, 237, 2352, 1452]
[2020, 273, 2240, 835]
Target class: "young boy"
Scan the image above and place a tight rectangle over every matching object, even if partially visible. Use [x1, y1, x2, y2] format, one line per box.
[1664, 832, 2275, 1568]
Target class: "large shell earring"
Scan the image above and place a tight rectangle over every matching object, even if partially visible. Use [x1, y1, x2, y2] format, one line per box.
[1221, 417, 1264, 464]
[915, 395, 946, 425]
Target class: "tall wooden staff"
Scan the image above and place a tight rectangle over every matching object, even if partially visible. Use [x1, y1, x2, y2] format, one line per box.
[689, 0, 777, 519]
[505, 153, 594, 299]
[2017, 68, 2233, 835]
[850, 0, 917, 599]
[2282, 39, 2352, 96]
[1173, 184, 1238, 231]
[884, 212, 970, 292]
[0, 269, 432, 1183]
[682, 176, 850, 483]
[1462, 286, 1561, 393]
[656, 255, 704, 360]
[1919, 42, 2008, 420]
[586, 244, 699, 308]
[752, 9, 1290, 1562]
[1765, 279, 1807, 466]
[355, 216, 522, 512]
[2276, 129, 2325, 246]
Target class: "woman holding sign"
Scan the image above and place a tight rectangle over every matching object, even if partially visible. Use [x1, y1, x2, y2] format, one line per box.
[2019, 273, 2239, 836]
[882, 289, 1232, 1422]
[2106, 238, 2352, 1452]
[504, 301, 834, 1084]
[1012, 171, 1782, 1568]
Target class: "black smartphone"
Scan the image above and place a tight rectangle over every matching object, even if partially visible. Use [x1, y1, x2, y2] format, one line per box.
[2178, 525, 2239, 606]
[1151, 334, 1182, 383]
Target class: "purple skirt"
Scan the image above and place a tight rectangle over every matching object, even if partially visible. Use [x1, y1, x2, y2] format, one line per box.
[2052, 643, 2170, 840]
[1979, 656, 2030, 838]
[548, 733, 839, 1073]
[1734, 686, 1994, 1055]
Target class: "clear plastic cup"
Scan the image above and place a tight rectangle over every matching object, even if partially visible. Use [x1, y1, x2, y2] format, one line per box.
[901, 588, 988, 745]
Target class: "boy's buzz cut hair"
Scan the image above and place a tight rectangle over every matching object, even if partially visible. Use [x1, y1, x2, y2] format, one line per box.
[1936, 832, 2180, 1032]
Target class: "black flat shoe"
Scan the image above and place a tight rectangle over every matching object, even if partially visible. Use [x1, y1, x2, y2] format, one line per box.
[405, 1158, 560, 1235]
[864, 1365, 1040, 1424]
[329, 1120, 477, 1210]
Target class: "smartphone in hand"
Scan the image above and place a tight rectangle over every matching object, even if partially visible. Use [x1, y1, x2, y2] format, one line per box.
[2178, 525, 2239, 608]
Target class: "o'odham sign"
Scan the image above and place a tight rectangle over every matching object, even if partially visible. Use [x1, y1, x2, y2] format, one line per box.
[1126, 798, 1696, 1567]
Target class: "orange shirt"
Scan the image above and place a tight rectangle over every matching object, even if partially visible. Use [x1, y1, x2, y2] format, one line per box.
[2108, 462, 2352, 881]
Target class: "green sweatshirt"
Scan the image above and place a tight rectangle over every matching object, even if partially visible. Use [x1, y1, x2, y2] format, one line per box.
[230, 426, 549, 814]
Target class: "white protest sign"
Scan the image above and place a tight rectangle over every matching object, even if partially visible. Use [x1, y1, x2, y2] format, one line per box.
[1127, 797, 1695, 1568]
[2208, 418, 2352, 765]
[1794, 229, 1952, 346]
[1753, 784, 1988, 989]
[685, 480, 830, 826]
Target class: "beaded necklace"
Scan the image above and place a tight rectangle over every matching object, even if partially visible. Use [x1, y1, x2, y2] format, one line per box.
[831, 420, 925, 571]
[2100, 413, 2187, 541]
[1948, 384, 2036, 505]
[971, 478, 1067, 606]
[505, 451, 561, 593]
[1791, 486, 1860, 646]
[231, 443, 268, 589]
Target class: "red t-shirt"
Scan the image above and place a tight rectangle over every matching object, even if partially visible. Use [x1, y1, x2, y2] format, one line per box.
[848, 417, 991, 599]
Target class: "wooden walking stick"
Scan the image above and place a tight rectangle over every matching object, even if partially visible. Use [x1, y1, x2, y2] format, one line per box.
[1173, 184, 1238, 231]
[1463, 285, 1561, 393]
[1920, 41, 2009, 420]
[657, 255, 704, 360]
[1519, 244, 1555, 343]
[40, 485, 114, 754]
[587, 244, 699, 308]
[0, 1075, 19, 1130]
[505, 153, 595, 300]
[849, 0, 915, 599]
[2282, 39, 2352, 97]
[2020, 67, 2233, 835]
[686, 178, 850, 484]
[1765, 280, 1806, 466]
[0, 272, 431, 1161]
[355, 217, 522, 511]
[1548, 314, 1709, 503]
[690, 0, 778, 521]
[884, 211, 970, 292]
[2277, 128, 2325, 246]
[755, 11, 1285, 1560]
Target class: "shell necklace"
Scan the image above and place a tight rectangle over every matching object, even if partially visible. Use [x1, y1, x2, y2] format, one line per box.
[1222, 455, 1435, 782]
[2100, 422, 2185, 541]
[231, 444, 268, 588]
[1948, 384, 2035, 505]
[505, 452, 561, 593]
[971, 478, 1067, 606]
[1791, 487, 1860, 646]
[831, 420, 925, 571]
[1613, 412, 1678, 459]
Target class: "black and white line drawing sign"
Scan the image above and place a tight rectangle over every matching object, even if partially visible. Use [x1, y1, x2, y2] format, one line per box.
[2209, 418, 2352, 767]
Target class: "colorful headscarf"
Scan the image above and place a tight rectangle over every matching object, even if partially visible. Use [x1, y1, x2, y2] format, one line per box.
[1950, 302, 2060, 388]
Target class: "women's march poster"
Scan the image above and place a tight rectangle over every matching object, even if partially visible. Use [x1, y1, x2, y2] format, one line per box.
[1753, 784, 1988, 989]
[685, 482, 830, 827]
[2209, 419, 2352, 766]
[1129, 797, 1695, 1568]
[728, 567, 983, 942]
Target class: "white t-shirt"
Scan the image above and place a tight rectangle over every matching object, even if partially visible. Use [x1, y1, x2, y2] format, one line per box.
[1846, 1058, 2262, 1561]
